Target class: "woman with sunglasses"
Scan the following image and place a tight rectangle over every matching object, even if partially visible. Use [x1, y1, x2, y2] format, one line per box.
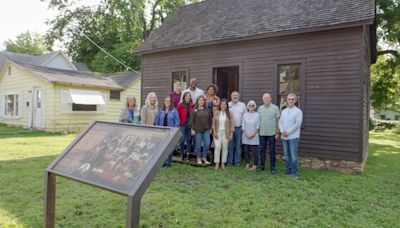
[242, 100, 260, 171]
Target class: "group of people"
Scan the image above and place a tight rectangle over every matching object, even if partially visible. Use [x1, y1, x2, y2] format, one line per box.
[119, 78, 303, 178]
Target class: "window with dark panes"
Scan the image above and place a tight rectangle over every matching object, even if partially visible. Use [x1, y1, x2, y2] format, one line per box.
[110, 90, 121, 100]
[380, 115, 386, 120]
[278, 64, 301, 110]
[72, 104, 97, 111]
[8, 66, 11, 75]
[172, 71, 187, 91]
[395, 115, 400, 121]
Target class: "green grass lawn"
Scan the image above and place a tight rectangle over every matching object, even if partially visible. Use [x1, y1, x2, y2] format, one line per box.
[0, 124, 399, 227]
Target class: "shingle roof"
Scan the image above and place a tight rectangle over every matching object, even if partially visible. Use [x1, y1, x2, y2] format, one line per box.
[72, 61, 90, 71]
[0, 51, 88, 71]
[29, 51, 59, 66]
[135, 0, 375, 54]
[13, 62, 140, 90]
[107, 71, 141, 88]
[0, 51, 35, 68]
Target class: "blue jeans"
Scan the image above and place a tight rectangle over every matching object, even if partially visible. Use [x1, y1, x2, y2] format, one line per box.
[244, 145, 259, 166]
[163, 151, 173, 166]
[195, 130, 211, 158]
[260, 136, 276, 171]
[228, 127, 242, 165]
[179, 123, 192, 159]
[282, 138, 299, 176]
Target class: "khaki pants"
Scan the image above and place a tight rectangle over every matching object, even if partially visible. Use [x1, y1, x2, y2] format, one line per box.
[214, 130, 229, 163]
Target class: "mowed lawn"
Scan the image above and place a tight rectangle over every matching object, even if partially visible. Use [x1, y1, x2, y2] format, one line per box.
[0, 124, 399, 227]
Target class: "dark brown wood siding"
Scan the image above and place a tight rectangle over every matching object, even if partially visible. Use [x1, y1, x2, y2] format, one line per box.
[141, 26, 365, 162]
[361, 25, 372, 162]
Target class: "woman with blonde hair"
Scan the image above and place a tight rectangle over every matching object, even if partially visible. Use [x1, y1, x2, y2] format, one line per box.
[141, 92, 159, 125]
[242, 100, 260, 171]
[119, 95, 140, 124]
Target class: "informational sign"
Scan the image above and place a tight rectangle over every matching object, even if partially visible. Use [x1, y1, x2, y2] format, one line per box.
[45, 121, 181, 228]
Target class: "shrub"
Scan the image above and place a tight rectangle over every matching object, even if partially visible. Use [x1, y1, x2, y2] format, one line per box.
[395, 123, 400, 134]
[369, 118, 376, 131]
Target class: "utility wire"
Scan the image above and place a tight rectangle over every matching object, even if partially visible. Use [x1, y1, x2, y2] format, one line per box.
[63, 16, 134, 71]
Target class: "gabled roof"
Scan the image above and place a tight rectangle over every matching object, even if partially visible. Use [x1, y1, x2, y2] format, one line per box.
[107, 71, 141, 88]
[0, 51, 88, 71]
[72, 61, 90, 71]
[135, 0, 375, 54]
[0, 51, 35, 67]
[29, 51, 59, 66]
[6, 61, 140, 90]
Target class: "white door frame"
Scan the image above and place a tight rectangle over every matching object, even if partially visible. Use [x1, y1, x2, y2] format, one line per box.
[31, 86, 45, 129]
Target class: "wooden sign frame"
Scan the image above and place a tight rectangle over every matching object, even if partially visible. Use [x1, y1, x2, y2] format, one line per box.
[44, 121, 181, 228]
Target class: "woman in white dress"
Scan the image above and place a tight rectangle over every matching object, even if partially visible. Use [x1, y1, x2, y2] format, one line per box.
[242, 100, 260, 171]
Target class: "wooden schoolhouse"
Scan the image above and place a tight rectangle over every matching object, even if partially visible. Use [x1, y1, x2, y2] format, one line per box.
[134, 0, 377, 172]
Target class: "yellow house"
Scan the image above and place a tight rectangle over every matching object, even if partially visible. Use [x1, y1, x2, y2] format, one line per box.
[0, 51, 141, 132]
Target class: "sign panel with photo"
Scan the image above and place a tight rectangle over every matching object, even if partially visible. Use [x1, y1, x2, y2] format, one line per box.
[51, 122, 173, 193]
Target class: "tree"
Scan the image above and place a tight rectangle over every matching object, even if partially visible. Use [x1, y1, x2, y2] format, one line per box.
[3, 31, 50, 55]
[43, 0, 200, 72]
[372, 0, 400, 112]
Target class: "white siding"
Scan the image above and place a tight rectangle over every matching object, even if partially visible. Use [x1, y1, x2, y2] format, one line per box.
[0, 64, 53, 128]
[51, 79, 141, 132]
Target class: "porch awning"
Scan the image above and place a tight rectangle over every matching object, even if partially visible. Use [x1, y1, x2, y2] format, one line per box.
[68, 89, 105, 105]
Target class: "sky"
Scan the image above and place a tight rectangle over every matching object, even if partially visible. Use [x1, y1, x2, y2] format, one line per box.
[0, 0, 101, 50]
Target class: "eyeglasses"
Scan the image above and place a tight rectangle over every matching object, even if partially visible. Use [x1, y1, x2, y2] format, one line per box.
[287, 98, 295, 101]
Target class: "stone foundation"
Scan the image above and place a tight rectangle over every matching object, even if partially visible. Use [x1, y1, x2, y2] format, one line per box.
[299, 157, 365, 174]
[274, 154, 365, 174]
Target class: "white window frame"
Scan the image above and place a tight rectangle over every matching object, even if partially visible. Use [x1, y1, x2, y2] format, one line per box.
[1, 91, 22, 119]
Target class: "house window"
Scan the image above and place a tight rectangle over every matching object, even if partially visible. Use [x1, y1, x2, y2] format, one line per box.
[72, 104, 97, 111]
[110, 90, 121, 100]
[172, 71, 187, 91]
[36, 89, 41, 108]
[61, 89, 106, 113]
[395, 115, 400, 121]
[380, 115, 386, 120]
[278, 64, 301, 110]
[8, 66, 11, 76]
[4, 94, 19, 117]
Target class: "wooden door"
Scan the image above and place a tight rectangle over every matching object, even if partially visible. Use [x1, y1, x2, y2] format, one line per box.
[212, 66, 239, 99]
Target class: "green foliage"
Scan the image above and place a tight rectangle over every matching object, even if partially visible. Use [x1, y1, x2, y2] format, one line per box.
[376, 0, 400, 45]
[91, 41, 141, 73]
[395, 123, 400, 133]
[369, 118, 376, 130]
[3, 31, 50, 55]
[0, 124, 400, 227]
[371, 56, 400, 111]
[43, 0, 200, 73]
[372, 0, 400, 112]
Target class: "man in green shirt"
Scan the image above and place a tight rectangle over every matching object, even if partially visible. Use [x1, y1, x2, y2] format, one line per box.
[257, 93, 280, 174]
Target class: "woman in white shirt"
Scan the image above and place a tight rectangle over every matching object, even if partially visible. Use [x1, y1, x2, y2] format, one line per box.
[212, 99, 234, 170]
[242, 100, 260, 171]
